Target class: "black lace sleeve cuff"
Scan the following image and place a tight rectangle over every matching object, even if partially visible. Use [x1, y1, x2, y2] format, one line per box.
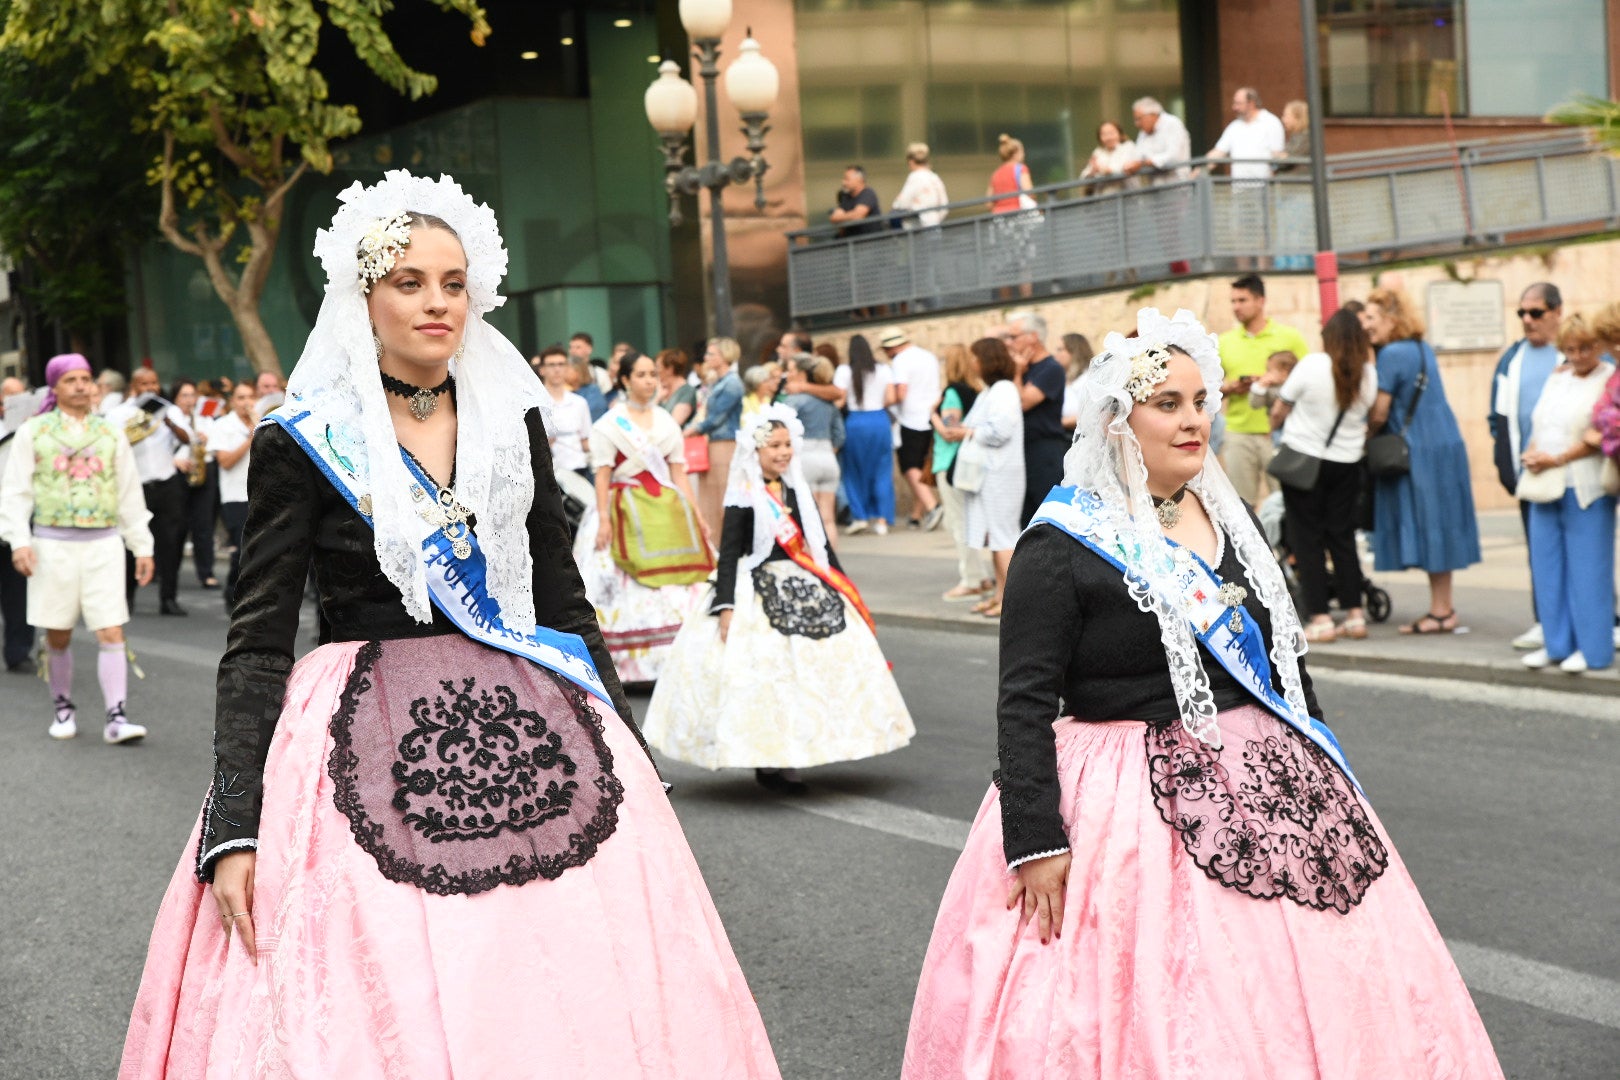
[712, 505, 752, 611]
[997, 526, 1083, 866]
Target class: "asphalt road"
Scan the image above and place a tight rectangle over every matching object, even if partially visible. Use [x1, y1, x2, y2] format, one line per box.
[2, 582, 1616, 1079]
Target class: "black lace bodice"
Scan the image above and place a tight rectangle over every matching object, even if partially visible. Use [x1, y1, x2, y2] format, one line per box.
[710, 486, 844, 612]
[996, 522, 1324, 868]
[196, 410, 642, 880]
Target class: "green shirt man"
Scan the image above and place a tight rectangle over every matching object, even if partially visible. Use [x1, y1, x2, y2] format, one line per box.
[1218, 317, 1309, 435]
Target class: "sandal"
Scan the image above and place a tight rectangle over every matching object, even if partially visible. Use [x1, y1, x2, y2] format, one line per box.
[970, 598, 994, 615]
[1399, 611, 1457, 635]
[1304, 622, 1338, 644]
[942, 585, 984, 602]
[1340, 616, 1368, 640]
[980, 601, 1002, 619]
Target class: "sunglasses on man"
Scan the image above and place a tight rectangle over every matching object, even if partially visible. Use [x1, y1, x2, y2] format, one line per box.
[1516, 307, 1553, 320]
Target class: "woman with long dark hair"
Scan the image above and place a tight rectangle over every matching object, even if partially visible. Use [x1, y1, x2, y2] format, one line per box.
[1270, 308, 1379, 642]
[167, 378, 221, 589]
[833, 333, 896, 535]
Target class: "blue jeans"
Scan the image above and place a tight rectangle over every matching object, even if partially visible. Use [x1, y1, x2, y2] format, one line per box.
[1527, 489, 1616, 668]
[841, 411, 895, 523]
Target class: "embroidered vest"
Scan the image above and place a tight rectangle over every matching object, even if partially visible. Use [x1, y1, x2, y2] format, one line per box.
[30, 411, 121, 529]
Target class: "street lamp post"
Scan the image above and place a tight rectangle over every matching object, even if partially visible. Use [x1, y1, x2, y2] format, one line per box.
[1299, 0, 1339, 319]
[643, 0, 779, 339]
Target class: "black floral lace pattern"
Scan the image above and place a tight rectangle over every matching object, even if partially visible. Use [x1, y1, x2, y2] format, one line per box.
[391, 676, 581, 842]
[329, 639, 624, 897]
[1145, 710, 1388, 914]
[752, 564, 846, 639]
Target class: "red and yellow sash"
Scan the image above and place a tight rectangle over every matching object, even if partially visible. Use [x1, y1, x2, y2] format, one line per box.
[761, 486, 875, 634]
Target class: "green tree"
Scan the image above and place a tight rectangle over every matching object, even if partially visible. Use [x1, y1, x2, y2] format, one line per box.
[0, 50, 155, 352]
[1546, 95, 1620, 154]
[1, 0, 491, 376]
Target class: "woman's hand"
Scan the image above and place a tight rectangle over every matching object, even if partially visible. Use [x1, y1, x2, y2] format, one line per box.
[718, 609, 734, 643]
[211, 850, 259, 963]
[1007, 850, 1071, 945]
[595, 518, 612, 551]
[1521, 448, 1558, 474]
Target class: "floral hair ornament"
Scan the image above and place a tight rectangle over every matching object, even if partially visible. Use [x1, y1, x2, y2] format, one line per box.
[1123, 344, 1173, 402]
[357, 211, 414, 292]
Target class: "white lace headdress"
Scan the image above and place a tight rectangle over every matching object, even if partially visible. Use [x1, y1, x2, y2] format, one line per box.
[285, 170, 549, 628]
[1060, 307, 1309, 747]
[725, 404, 831, 577]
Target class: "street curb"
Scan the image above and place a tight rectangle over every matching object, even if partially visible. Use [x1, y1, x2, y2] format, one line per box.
[873, 609, 1620, 699]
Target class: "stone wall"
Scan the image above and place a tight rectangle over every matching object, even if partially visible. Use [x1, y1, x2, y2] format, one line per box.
[809, 234, 1620, 513]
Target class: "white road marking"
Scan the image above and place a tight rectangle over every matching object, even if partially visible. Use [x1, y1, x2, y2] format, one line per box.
[793, 789, 971, 850]
[783, 789, 1620, 1032]
[1311, 668, 1620, 723]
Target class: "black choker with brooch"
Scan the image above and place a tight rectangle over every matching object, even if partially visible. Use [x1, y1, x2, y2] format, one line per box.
[1151, 484, 1189, 528]
[381, 370, 455, 421]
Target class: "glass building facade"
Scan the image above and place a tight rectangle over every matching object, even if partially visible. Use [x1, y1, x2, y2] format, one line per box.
[795, 0, 1183, 221]
[1319, 0, 1609, 118]
[128, 2, 681, 383]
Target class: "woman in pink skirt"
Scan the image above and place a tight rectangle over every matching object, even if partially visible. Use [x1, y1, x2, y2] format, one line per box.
[120, 172, 780, 1078]
[903, 308, 1502, 1079]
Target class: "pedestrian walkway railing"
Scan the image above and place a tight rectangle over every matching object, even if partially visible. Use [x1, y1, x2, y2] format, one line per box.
[785, 131, 1620, 325]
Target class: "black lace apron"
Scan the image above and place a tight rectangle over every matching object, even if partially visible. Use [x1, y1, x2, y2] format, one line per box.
[328, 634, 624, 896]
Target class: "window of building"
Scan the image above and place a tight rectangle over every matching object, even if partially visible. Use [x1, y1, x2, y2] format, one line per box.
[1318, 0, 1608, 118]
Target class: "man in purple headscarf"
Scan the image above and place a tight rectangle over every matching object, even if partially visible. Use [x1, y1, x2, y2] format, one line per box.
[0, 354, 155, 742]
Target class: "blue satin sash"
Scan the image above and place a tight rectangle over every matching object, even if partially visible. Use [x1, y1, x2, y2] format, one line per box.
[266, 407, 611, 705]
[1029, 485, 1359, 789]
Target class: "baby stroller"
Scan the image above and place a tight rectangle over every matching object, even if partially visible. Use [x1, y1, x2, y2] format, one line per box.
[1258, 491, 1391, 624]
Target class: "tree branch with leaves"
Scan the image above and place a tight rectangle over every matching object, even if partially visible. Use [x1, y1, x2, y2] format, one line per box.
[1, 0, 491, 376]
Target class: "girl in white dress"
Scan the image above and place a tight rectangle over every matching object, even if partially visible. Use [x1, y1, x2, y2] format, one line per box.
[643, 405, 914, 791]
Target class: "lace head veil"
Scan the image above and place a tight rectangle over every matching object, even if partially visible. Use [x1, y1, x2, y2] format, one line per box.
[1059, 307, 1309, 747]
[725, 404, 831, 574]
[285, 170, 549, 629]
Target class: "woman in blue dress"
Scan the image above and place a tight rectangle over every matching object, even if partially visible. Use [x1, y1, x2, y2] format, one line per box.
[1361, 287, 1481, 633]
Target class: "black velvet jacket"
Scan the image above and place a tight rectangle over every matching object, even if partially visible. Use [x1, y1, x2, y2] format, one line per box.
[997, 522, 1323, 866]
[710, 485, 844, 613]
[196, 409, 641, 880]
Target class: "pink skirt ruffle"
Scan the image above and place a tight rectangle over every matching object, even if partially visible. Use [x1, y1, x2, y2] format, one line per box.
[903, 711, 1504, 1080]
[122, 641, 780, 1079]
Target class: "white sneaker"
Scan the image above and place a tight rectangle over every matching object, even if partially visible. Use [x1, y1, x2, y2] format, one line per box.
[104, 714, 148, 744]
[844, 520, 868, 536]
[1521, 648, 1551, 669]
[1559, 652, 1588, 675]
[1511, 623, 1544, 650]
[872, 520, 889, 536]
[49, 695, 77, 739]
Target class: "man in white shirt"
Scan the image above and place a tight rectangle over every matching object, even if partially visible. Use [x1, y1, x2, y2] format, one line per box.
[114, 367, 191, 615]
[881, 326, 944, 530]
[535, 344, 595, 512]
[207, 381, 258, 608]
[1207, 87, 1286, 183]
[1125, 97, 1192, 184]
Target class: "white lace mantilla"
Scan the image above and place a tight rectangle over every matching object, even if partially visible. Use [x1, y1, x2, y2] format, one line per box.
[1055, 308, 1310, 748]
[286, 171, 549, 629]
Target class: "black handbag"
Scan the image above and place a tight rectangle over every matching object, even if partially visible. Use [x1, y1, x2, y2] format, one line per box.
[1365, 364, 1429, 479]
[1267, 406, 1349, 490]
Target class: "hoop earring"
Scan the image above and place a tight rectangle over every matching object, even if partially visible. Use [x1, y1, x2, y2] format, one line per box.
[373, 334, 384, 362]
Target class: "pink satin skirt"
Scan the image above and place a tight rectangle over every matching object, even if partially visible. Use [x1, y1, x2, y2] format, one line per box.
[121, 641, 781, 1079]
[903, 709, 1504, 1080]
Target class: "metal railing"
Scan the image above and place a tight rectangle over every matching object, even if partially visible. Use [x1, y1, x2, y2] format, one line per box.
[786, 132, 1620, 325]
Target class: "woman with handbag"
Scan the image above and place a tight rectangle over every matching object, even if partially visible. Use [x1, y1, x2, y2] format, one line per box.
[1268, 309, 1378, 642]
[1517, 316, 1615, 673]
[1361, 288, 1481, 634]
[950, 337, 1024, 618]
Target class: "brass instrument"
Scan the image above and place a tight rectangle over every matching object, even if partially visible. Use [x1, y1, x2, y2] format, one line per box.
[187, 425, 208, 487]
